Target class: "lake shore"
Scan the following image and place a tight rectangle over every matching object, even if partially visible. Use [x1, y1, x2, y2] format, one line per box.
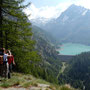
[57, 43, 90, 55]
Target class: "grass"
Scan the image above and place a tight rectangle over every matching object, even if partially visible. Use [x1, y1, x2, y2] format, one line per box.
[48, 84, 77, 90]
[35, 78, 50, 84]
[22, 81, 38, 88]
[0, 72, 49, 88]
[0, 76, 21, 88]
[0, 72, 77, 90]
[0, 83, 11, 88]
[60, 86, 73, 90]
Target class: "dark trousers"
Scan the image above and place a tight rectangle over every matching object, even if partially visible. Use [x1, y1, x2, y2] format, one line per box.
[0, 64, 3, 77]
[0, 62, 9, 78]
[9, 64, 12, 72]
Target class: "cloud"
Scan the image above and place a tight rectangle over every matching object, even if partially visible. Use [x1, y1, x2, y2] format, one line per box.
[24, 0, 90, 20]
[24, 4, 39, 19]
[75, 0, 90, 9]
[24, 3, 72, 19]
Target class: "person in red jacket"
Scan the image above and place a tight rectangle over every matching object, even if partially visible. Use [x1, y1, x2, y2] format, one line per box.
[7, 50, 15, 78]
[8, 54, 15, 66]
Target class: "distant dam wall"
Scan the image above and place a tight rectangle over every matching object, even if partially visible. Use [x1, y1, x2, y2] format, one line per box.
[58, 55, 75, 62]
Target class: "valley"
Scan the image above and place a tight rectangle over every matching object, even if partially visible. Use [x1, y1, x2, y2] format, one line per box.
[1, 1, 90, 90]
[31, 4, 90, 90]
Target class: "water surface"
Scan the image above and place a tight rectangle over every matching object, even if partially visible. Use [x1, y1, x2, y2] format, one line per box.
[59, 43, 90, 55]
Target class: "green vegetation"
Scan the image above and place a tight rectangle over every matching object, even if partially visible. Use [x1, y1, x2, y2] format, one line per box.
[0, 0, 61, 85]
[0, 1, 90, 90]
[58, 52, 90, 90]
[0, 73, 76, 90]
[57, 62, 67, 79]
[0, 0, 41, 74]
[0, 73, 43, 88]
[0, 0, 60, 84]
[32, 25, 63, 83]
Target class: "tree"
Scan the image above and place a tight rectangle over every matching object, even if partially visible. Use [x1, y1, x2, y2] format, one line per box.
[0, 0, 41, 73]
[0, 0, 3, 49]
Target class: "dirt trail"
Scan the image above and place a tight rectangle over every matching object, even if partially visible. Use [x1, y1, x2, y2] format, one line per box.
[57, 62, 66, 79]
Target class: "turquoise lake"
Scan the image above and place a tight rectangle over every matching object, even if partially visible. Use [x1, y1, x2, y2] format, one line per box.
[59, 43, 90, 55]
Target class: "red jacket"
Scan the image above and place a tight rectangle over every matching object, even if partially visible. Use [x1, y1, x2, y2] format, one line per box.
[8, 55, 14, 64]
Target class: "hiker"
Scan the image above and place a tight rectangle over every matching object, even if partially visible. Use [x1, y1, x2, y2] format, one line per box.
[3, 49, 9, 78]
[0, 48, 4, 76]
[7, 50, 15, 73]
[3, 49, 13, 78]
[3, 49, 8, 63]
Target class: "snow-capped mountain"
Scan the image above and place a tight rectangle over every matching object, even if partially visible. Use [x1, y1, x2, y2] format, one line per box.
[31, 4, 90, 45]
[31, 17, 55, 28]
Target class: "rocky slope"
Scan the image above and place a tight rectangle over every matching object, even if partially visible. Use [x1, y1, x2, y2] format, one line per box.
[32, 25, 62, 77]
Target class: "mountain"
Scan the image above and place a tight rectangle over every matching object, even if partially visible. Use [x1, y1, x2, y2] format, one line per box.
[32, 25, 59, 61]
[32, 25, 60, 47]
[30, 5, 90, 90]
[32, 25, 62, 83]
[31, 17, 55, 29]
[32, 4, 90, 45]
[53, 4, 90, 45]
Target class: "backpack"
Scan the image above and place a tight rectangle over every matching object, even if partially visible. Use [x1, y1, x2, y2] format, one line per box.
[0, 56, 3, 64]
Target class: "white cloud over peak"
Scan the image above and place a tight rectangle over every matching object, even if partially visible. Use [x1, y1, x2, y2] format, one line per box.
[24, 2, 72, 19]
[75, 0, 90, 9]
[24, 0, 90, 20]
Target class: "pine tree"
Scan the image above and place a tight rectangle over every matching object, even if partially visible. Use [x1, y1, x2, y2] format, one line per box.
[0, 0, 3, 49]
[0, 0, 41, 73]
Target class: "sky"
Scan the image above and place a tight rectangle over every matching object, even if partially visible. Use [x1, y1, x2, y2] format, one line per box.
[24, 0, 90, 20]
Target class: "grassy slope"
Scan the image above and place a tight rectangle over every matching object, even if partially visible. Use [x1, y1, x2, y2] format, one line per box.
[0, 72, 76, 90]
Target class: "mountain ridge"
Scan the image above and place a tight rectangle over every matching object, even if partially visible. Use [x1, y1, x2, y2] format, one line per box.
[31, 4, 90, 45]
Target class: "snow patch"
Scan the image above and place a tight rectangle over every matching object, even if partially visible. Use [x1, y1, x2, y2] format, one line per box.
[62, 15, 69, 23]
[82, 10, 88, 16]
[31, 17, 51, 25]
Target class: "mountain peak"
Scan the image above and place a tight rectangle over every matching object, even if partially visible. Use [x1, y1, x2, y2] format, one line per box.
[68, 4, 77, 8]
[67, 4, 86, 11]
[56, 4, 88, 21]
